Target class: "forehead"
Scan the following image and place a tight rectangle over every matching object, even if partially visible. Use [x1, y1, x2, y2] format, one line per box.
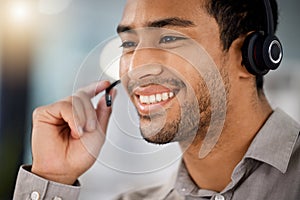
[119, 0, 207, 29]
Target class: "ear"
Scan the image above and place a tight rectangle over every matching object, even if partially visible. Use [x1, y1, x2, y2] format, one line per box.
[228, 36, 253, 79]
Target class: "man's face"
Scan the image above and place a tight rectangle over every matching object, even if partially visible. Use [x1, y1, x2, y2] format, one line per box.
[117, 0, 228, 146]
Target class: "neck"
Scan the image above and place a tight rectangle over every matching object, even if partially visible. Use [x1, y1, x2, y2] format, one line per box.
[182, 91, 272, 192]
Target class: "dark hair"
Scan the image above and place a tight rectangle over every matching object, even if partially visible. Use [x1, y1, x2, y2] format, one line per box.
[205, 0, 279, 90]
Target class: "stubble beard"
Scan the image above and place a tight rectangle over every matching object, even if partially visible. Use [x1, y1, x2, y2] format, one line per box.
[140, 112, 180, 144]
[139, 96, 202, 146]
[137, 70, 228, 149]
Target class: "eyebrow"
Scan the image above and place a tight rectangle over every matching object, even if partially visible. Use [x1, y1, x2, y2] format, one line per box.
[117, 17, 195, 34]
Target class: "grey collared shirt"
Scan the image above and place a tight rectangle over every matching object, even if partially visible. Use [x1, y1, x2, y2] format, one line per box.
[117, 108, 300, 200]
[164, 108, 300, 200]
[13, 108, 300, 200]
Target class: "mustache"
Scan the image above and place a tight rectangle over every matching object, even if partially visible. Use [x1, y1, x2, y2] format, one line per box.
[127, 77, 185, 94]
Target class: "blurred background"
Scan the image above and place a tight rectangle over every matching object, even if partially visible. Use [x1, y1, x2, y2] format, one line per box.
[0, 0, 299, 199]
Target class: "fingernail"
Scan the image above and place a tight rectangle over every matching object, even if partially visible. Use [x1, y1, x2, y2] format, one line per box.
[88, 119, 96, 131]
[78, 126, 84, 137]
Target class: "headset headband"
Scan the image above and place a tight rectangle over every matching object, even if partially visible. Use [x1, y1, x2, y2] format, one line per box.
[263, 0, 274, 35]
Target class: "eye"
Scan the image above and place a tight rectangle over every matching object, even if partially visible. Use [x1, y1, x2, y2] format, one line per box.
[120, 41, 137, 49]
[159, 36, 186, 44]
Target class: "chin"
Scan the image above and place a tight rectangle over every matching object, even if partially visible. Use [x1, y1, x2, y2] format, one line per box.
[143, 137, 172, 145]
[140, 120, 179, 145]
[141, 131, 175, 145]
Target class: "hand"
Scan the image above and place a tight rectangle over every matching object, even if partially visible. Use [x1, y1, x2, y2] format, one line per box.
[31, 81, 113, 185]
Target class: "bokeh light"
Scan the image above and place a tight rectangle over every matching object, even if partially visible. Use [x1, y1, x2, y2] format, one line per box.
[8, 1, 32, 24]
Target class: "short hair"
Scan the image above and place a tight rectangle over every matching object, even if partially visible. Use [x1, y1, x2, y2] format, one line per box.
[205, 0, 279, 90]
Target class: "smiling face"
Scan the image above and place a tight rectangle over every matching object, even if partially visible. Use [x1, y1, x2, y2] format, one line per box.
[118, 0, 229, 146]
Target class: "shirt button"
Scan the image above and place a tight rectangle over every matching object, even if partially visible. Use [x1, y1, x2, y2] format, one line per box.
[214, 194, 225, 200]
[30, 191, 40, 200]
[53, 197, 63, 200]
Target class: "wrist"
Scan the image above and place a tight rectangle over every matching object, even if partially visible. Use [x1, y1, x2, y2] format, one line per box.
[31, 165, 78, 185]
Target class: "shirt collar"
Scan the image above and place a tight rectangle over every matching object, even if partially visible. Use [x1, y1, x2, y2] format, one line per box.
[174, 108, 300, 197]
[244, 108, 300, 173]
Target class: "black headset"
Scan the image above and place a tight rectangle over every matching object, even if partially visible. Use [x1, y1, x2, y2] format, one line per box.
[242, 0, 283, 76]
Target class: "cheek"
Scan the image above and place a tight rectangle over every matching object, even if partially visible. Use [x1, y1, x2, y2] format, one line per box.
[119, 55, 130, 78]
[169, 58, 202, 93]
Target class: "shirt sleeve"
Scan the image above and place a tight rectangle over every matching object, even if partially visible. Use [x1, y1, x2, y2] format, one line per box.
[13, 165, 81, 200]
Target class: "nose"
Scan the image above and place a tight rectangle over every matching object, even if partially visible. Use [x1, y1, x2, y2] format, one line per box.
[128, 63, 163, 80]
[121, 48, 164, 80]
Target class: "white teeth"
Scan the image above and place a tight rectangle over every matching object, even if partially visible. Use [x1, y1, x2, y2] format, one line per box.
[149, 95, 156, 104]
[139, 92, 175, 104]
[140, 95, 150, 104]
[162, 93, 168, 101]
[156, 94, 162, 102]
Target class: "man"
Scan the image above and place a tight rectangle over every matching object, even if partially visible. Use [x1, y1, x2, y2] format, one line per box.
[13, 0, 300, 199]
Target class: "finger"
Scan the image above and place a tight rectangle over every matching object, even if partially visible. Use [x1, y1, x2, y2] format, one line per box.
[78, 81, 111, 99]
[71, 96, 86, 134]
[74, 91, 98, 132]
[71, 80, 111, 133]
[38, 101, 83, 139]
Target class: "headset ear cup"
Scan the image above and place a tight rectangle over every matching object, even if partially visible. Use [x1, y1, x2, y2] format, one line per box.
[263, 35, 283, 70]
[242, 32, 269, 76]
